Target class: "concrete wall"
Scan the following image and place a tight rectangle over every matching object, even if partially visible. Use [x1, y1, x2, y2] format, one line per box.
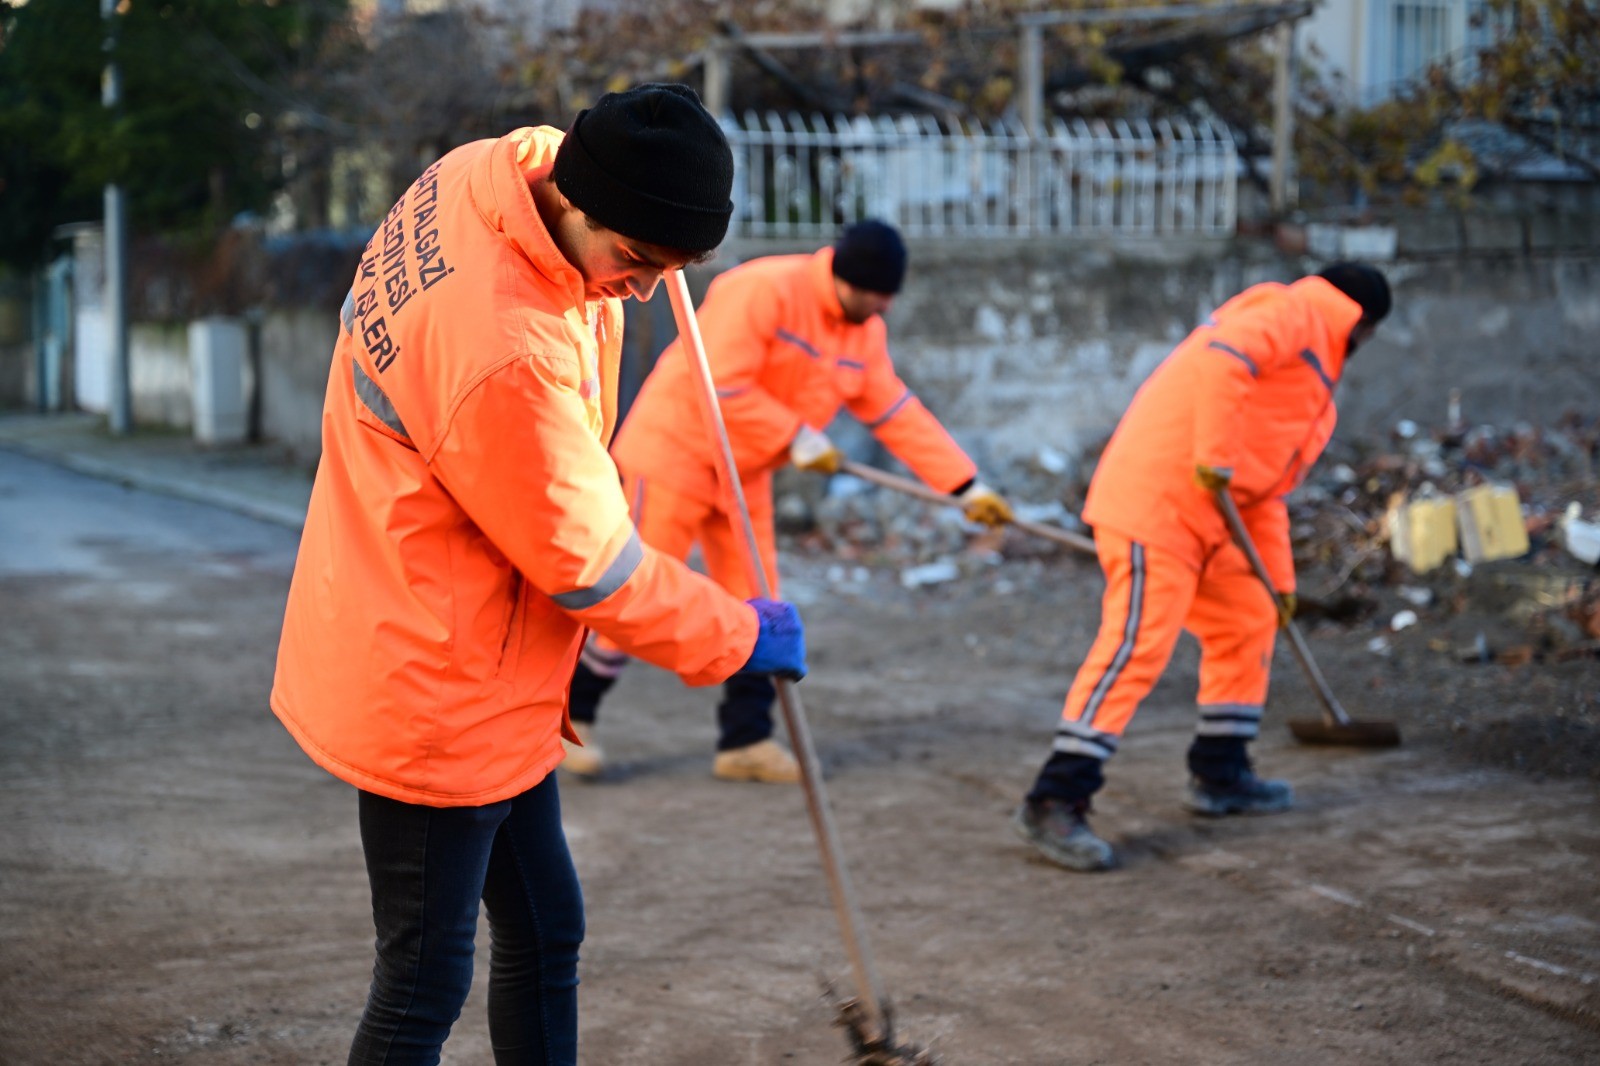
[690, 237, 1600, 495]
[129, 322, 191, 428]
[242, 239, 1600, 491]
[843, 240, 1600, 492]
[257, 308, 337, 460]
[1336, 256, 1600, 439]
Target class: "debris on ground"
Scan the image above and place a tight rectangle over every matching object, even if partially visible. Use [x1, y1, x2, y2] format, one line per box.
[1560, 503, 1600, 566]
[1457, 483, 1531, 563]
[778, 409, 1598, 684]
[1283, 409, 1599, 661]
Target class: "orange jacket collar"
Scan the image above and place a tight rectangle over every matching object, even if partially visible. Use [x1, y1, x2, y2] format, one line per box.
[809, 247, 848, 322]
[1289, 275, 1365, 373]
[469, 126, 586, 307]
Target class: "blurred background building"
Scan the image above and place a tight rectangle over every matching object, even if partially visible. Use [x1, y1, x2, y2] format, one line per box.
[2, 0, 1596, 486]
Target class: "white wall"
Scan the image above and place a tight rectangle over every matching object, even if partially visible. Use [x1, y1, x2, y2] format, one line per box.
[1300, 0, 1367, 103]
[129, 323, 192, 429]
[1302, 0, 1478, 106]
[70, 227, 108, 414]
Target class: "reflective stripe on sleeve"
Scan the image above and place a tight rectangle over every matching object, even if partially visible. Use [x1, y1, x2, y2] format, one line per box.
[352, 359, 411, 441]
[550, 529, 644, 610]
[1206, 339, 1258, 377]
[775, 329, 822, 360]
[865, 388, 914, 429]
[1298, 348, 1336, 392]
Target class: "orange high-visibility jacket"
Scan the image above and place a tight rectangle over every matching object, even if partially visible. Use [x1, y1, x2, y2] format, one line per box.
[1082, 276, 1364, 591]
[610, 248, 977, 500]
[271, 127, 757, 807]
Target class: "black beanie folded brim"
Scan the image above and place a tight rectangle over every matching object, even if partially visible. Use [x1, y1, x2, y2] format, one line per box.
[552, 83, 733, 255]
[831, 219, 907, 294]
[554, 135, 732, 253]
[1317, 261, 1392, 324]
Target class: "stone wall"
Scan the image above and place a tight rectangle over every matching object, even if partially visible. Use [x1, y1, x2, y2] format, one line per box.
[18, 226, 1597, 494]
[257, 309, 337, 459]
[129, 322, 191, 428]
[250, 238, 1600, 486]
[715, 237, 1600, 495]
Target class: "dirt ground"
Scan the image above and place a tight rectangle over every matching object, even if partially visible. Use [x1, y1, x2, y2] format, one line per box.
[2, 451, 1598, 1065]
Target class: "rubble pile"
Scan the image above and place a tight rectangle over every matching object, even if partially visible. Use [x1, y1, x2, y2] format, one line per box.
[1288, 409, 1600, 655]
[783, 412, 1598, 639]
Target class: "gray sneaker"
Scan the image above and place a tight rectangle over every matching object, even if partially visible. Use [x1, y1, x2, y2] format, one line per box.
[1012, 798, 1115, 871]
[1183, 771, 1294, 816]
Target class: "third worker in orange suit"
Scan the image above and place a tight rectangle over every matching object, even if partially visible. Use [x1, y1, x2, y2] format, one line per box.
[1012, 262, 1392, 871]
[565, 220, 1015, 783]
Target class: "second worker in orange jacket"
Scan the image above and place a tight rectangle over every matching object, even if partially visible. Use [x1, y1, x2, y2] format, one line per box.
[1011, 263, 1393, 872]
[566, 220, 1015, 783]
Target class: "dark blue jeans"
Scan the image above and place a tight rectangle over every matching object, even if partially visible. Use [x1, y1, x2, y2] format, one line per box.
[348, 775, 584, 1066]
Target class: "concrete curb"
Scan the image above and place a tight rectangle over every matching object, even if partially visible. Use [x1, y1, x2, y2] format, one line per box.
[0, 436, 308, 532]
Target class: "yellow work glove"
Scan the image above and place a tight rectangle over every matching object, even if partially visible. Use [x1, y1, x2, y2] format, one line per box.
[789, 425, 842, 474]
[958, 481, 1014, 527]
[1194, 464, 1234, 492]
[1275, 591, 1297, 630]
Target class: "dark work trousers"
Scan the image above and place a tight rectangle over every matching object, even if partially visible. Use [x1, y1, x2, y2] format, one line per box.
[716, 673, 776, 751]
[347, 775, 583, 1066]
[567, 661, 775, 752]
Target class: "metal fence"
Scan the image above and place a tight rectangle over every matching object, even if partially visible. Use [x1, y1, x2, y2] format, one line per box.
[722, 111, 1237, 240]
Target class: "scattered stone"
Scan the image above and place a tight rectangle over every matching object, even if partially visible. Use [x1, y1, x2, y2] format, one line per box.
[900, 560, 961, 588]
[1560, 504, 1600, 566]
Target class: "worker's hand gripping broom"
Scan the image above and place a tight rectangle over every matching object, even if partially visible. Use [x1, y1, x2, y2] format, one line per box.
[665, 271, 936, 1066]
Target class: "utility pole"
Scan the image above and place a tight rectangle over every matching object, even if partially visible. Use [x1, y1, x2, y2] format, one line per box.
[703, 36, 729, 116]
[102, 0, 132, 434]
[1270, 19, 1298, 215]
[1019, 22, 1043, 138]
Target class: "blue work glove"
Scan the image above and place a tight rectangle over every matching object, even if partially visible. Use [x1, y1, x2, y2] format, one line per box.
[737, 598, 807, 680]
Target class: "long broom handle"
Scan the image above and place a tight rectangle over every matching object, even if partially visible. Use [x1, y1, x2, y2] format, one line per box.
[839, 460, 1098, 555]
[664, 270, 894, 1044]
[1213, 489, 1356, 729]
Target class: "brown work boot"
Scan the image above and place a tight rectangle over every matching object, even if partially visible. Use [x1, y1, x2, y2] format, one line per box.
[560, 722, 605, 779]
[1011, 797, 1115, 872]
[711, 738, 801, 784]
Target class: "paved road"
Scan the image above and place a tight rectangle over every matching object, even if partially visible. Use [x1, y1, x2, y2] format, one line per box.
[3, 449, 1598, 1065]
[0, 449, 298, 579]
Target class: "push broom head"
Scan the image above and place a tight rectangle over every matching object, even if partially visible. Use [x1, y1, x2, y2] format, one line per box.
[1287, 717, 1402, 747]
[828, 988, 939, 1065]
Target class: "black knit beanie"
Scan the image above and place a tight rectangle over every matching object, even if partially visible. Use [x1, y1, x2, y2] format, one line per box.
[831, 219, 908, 295]
[1317, 261, 1392, 324]
[552, 83, 734, 255]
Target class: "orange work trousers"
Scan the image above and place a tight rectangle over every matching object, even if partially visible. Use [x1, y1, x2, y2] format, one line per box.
[1052, 528, 1279, 762]
[586, 472, 779, 666]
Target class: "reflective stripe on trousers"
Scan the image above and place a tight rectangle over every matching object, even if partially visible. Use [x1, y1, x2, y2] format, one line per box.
[1057, 528, 1279, 747]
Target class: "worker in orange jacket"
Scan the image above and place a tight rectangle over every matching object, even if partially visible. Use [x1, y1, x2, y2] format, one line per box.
[1012, 263, 1392, 872]
[271, 85, 808, 1063]
[565, 220, 1014, 783]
